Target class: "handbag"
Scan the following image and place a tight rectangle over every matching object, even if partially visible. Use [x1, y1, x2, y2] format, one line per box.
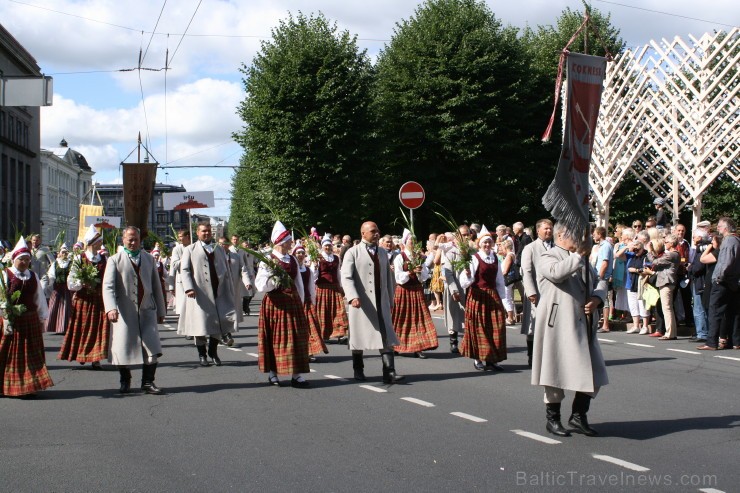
[504, 266, 522, 286]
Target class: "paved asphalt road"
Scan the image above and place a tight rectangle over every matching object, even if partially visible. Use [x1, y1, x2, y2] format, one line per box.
[2, 296, 738, 492]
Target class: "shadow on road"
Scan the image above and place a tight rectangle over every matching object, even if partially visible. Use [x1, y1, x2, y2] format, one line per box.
[597, 415, 740, 440]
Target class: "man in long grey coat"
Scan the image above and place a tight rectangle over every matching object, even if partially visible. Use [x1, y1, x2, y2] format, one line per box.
[103, 226, 166, 395]
[440, 225, 472, 353]
[341, 221, 404, 383]
[520, 219, 554, 368]
[532, 222, 608, 437]
[177, 222, 235, 367]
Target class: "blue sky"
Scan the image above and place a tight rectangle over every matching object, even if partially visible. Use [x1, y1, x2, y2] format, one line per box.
[2, 0, 737, 219]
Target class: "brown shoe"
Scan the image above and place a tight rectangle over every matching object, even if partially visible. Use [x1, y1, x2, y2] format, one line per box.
[696, 345, 717, 351]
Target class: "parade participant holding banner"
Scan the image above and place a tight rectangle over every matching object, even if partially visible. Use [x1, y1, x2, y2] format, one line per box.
[538, 50, 609, 437]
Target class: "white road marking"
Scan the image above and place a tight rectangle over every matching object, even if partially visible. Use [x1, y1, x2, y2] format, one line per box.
[714, 355, 740, 362]
[226, 347, 242, 352]
[309, 369, 316, 373]
[246, 352, 258, 358]
[592, 454, 650, 472]
[450, 412, 487, 423]
[625, 342, 654, 348]
[598, 338, 616, 343]
[666, 348, 700, 355]
[359, 385, 388, 393]
[510, 429, 562, 444]
[324, 375, 349, 382]
[699, 488, 726, 493]
[401, 397, 435, 407]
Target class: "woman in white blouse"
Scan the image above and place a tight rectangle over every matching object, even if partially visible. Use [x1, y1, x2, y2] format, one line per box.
[391, 229, 438, 358]
[459, 227, 508, 371]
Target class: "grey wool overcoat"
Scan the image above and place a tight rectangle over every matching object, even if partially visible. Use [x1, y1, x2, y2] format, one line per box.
[520, 238, 550, 336]
[341, 243, 399, 351]
[531, 246, 609, 393]
[102, 251, 165, 365]
[177, 243, 235, 337]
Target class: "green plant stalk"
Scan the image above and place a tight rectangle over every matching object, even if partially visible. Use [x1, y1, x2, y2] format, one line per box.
[245, 247, 294, 290]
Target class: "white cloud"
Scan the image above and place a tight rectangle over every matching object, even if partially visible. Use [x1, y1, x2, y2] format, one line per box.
[40, 77, 242, 158]
[6, 0, 738, 224]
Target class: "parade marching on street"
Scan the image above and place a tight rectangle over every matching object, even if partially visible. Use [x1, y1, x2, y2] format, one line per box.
[1, 218, 739, 492]
[1, 295, 738, 491]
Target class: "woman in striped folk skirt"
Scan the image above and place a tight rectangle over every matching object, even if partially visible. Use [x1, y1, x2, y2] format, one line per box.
[315, 235, 348, 343]
[255, 221, 311, 388]
[43, 245, 72, 334]
[459, 228, 507, 371]
[58, 229, 109, 370]
[392, 229, 438, 358]
[1, 240, 54, 397]
[293, 243, 328, 361]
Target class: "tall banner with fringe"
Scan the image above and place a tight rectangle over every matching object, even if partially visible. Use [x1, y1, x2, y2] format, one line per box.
[542, 52, 607, 240]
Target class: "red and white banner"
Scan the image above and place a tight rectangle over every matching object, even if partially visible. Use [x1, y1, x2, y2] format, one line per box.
[542, 52, 607, 240]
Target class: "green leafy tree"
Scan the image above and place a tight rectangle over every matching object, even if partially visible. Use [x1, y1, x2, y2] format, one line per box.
[373, 0, 551, 233]
[231, 13, 375, 239]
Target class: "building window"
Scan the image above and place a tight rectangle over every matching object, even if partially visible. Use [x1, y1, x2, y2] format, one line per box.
[8, 116, 14, 143]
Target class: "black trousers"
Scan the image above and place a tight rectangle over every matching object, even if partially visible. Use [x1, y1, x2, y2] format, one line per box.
[706, 282, 740, 348]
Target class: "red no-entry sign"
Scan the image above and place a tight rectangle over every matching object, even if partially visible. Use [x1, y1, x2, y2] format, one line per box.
[399, 181, 425, 209]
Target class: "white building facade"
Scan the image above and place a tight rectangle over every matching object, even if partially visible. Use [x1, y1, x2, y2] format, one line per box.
[39, 138, 94, 245]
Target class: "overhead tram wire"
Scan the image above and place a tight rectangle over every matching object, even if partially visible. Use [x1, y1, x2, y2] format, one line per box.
[137, 33, 152, 153]
[12, 0, 735, 37]
[164, 35, 170, 166]
[141, 0, 168, 66]
[168, 0, 203, 67]
[593, 0, 737, 28]
[165, 140, 234, 165]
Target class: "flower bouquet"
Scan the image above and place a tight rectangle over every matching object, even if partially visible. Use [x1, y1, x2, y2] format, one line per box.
[294, 226, 321, 264]
[71, 256, 101, 292]
[0, 264, 28, 332]
[398, 208, 426, 271]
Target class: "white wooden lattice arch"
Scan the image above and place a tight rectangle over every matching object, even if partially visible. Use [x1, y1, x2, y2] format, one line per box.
[589, 28, 739, 229]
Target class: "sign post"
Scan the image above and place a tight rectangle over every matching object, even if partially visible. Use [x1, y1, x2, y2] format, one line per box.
[398, 181, 425, 232]
[163, 191, 216, 240]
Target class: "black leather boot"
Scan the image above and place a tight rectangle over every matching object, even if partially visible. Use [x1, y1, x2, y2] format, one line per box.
[526, 340, 534, 368]
[208, 337, 222, 366]
[141, 364, 164, 395]
[118, 367, 131, 394]
[449, 332, 459, 354]
[197, 344, 210, 367]
[352, 352, 366, 381]
[381, 352, 405, 384]
[545, 403, 571, 437]
[569, 392, 598, 436]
